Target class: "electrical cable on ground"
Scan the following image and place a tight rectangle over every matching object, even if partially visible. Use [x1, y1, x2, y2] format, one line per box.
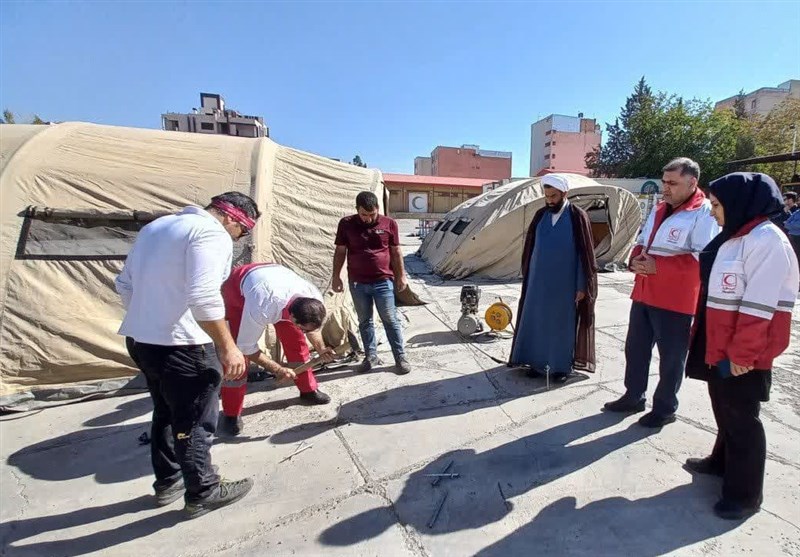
[423, 304, 512, 365]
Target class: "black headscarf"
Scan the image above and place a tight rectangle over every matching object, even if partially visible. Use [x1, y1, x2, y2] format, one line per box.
[689, 172, 783, 382]
[699, 172, 784, 286]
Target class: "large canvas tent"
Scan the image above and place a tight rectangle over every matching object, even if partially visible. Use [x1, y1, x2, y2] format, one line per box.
[0, 122, 384, 410]
[419, 174, 642, 280]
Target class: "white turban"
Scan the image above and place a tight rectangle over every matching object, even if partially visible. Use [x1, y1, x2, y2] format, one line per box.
[542, 175, 569, 193]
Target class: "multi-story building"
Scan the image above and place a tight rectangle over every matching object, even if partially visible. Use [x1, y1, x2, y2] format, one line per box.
[162, 93, 268, 138]
[414, 156, 433, 176]
[413, 145, 512, 180]
[530, 114, 601, 177]
[715, 80, 800, 117]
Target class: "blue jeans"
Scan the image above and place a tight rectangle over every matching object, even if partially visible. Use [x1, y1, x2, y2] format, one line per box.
[349, 279, 405, 361]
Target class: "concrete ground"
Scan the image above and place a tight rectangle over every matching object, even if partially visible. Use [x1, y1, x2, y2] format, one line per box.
[1, 220, 799, 557]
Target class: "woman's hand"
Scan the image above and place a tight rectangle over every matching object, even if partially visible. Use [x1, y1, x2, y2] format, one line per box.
[731, 362, 754, 376]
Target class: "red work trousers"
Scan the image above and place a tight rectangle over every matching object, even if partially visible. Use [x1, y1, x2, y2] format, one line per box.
[220, 265, 318, 418]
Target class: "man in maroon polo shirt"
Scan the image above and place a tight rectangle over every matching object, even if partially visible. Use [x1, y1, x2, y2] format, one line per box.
[332, 191, 411, 374]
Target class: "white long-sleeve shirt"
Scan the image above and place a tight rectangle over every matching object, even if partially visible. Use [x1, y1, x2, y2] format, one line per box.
[115, 206, 233, 346]
[236, 265, 323, 355]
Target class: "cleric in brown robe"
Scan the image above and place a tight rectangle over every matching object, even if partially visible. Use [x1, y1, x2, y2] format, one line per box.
[509, 175, 598, 382]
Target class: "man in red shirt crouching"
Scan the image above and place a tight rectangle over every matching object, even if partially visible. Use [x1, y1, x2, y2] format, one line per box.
[219, 263, 335, 436]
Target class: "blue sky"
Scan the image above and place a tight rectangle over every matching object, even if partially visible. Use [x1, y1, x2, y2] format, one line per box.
[1, 1, 798, 176]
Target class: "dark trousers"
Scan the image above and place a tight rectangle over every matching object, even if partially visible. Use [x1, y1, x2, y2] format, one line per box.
[129, 340, 222, 503]
[707, 372, 768, 507]
[790, 235, 800, 280]
[623, 302, 693, 416]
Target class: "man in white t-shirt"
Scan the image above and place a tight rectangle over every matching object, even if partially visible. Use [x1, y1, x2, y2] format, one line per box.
[219, 262, 335, 436]
[116, 191, 259, 519]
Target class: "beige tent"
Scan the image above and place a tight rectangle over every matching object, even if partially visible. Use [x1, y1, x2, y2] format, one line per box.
[419, 174, 642, 280]
[0, 122, 384, 410]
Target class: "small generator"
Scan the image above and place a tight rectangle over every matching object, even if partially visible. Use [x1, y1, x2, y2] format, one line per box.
[457, 284, 483, 336]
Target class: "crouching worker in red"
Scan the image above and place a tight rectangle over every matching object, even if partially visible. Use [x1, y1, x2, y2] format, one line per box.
[219, 263, 335, 436]
[685, 172, 799, 520]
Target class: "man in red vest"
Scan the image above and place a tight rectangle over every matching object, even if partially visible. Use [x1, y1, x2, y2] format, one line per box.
[219, 263, 335, 436]
[604, 158, 720, 428]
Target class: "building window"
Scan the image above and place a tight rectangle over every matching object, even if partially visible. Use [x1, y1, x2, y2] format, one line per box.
[751, 99, 757, 110]
[544, 141, 551, 147]
[544, 154, 550, 160]
[551, 141, 556, 146]
[545, 130, 552, 136]
[551, 154, 556, 159]
[201, 122, 215, 131]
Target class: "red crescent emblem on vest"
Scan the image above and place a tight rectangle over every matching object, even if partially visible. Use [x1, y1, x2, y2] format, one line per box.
[721, 273, 737, 292]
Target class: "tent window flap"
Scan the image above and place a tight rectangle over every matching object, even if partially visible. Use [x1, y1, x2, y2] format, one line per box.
[15, 208, 162, 261]
[450, 219, 472, 235]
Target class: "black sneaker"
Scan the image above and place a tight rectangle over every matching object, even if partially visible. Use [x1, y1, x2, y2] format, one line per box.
[356, 355, 382, 373]
[155, 478, 185, 507]
[299, 390, 331, 405]
[683, 457, 724, 477]
[157, 465, 218, 507]
[184, 478, 254, 519]
[219, 415, 243, 437]
[638, 411, 676, 428]
[603, 396, 646, 413]
[713, 498, 761, 520]
[394, 357, 412, 375]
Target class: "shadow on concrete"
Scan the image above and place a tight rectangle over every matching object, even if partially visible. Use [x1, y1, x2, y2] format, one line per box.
[83, 397, 152, 428]
[471, 476, 739, 557]
[320, 412, 671, 546]
[407, 330, 465, 347]
[7, 424, 152, 484]
[403, 253, 522, 288]
[269, 366, 588, 446]
[0, 495, 184, 557]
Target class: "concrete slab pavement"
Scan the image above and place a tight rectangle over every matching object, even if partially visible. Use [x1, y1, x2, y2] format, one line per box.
[1, 219, 798, 556]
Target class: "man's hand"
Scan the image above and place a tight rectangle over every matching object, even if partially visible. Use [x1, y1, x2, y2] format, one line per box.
[274, 366, 297, 382]
[317, 346, 336, 363]
[331, 276, 344, 293]
[731, 362, 754, 376]
[630, 253, 657, 275]
[575, 291, 586, 303]
[219, 344, 247, 380]
[395, 274, 409, 292]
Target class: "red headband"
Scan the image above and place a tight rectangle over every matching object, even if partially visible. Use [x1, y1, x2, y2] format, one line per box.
[211, 200, 257, 230]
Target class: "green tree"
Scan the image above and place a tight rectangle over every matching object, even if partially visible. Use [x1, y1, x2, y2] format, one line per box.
[587, 77, 654, 177]
[588, 80, 741, 184]
[732, 89, 749, 120]
[749, 98, 800, 184]
[352, 155, 367, 168]
[1, 110, 48, 125]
